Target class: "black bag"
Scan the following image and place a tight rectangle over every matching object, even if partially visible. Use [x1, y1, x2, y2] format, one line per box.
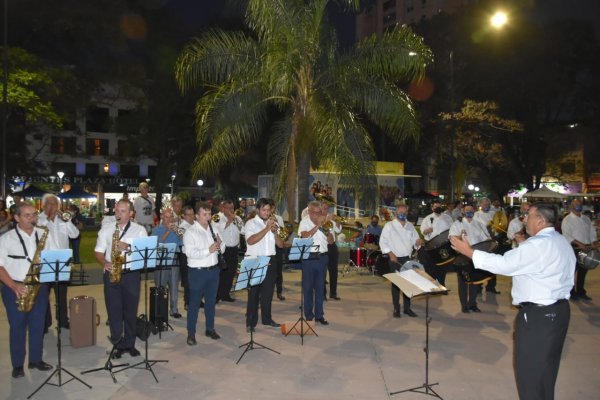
[150, 286, 169, 332]
[136, 314, 157, 341]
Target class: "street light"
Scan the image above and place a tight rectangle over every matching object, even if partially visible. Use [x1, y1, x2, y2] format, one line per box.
[57, 171, 64, 193]
[196, 179, 204, 187]
[170, 173, 176, 197]
[490, 11, 508, 29]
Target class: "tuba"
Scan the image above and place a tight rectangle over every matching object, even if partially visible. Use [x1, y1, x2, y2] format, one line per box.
[16, 226, 49, 312]
[110, 222, 125, 283]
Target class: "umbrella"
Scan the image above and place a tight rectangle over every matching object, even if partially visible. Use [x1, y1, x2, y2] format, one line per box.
[12, 185, 48, 198]
[58, 187, 97, 200]
[522, 186, 567, 199]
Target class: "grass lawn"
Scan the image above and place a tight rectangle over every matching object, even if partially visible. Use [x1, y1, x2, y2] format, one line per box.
[80, 228, 101, 265]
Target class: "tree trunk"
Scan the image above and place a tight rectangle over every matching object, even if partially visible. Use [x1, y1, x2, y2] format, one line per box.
[297, 152, 310, 220]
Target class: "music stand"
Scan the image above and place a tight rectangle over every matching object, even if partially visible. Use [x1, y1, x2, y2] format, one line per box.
[29, 250, 91, 399]
[384, 261, 448, 399]
[234, 256, 280, 364]
[113, 236, 168, 382]
[285, 238, 318, 345]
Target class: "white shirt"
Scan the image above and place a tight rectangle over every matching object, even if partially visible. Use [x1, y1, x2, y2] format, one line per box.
[298, 216, 329, 253]
[420, 212, 453, 241]
[94, 221, 148, 263]
[215, 215, 244, 247]
[449, 218, 491, 245]
[379, 219, 420, 258]
[178, 219, 194, 252]
[0, 226, 49, 281]
[474, 210, 494, 226]
[561, 212, 597, 245]
[472, 227, 575, 305]
[133, 195, 155, 226]
[324, 213, 342, 242]
[507, 217, 524, 241]
[37, 212, 80, 250]
[183, 221, 225, 268]
[245, 215, 276, 257]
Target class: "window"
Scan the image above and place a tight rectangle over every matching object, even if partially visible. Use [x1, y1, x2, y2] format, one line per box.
[86, 106, 110, 132]
[85, 163, 100, 177]
[51, 136, 77, 155]
[120, 164, 139, 178]
[118, 140, 130, 158]
[86, 138, 109, 156]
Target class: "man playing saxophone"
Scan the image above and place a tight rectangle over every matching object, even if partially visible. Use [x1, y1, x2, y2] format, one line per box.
[0, 202, 53, 378]
[95, 199, 147, 359]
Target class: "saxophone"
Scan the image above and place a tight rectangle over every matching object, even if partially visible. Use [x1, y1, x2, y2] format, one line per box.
[110, 222, 125, 283]
[16, 226, 49, 312]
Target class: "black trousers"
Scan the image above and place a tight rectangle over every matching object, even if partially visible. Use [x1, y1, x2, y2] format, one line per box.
[390, 257, 411, 311]
[515, 300, 570, 400]
[179, 252, 190, 306]
[246, 256, 277, 327]
[325, 243, 339, 297]
[275, 246, 284, 295]
[217, 246, 238, 300]
[45, 282, 69, 329]
[103, 271, 141, 349]
[457, 270, 478, 309]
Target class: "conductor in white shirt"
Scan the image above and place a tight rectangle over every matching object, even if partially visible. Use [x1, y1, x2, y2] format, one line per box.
[451, 203, 574, 400]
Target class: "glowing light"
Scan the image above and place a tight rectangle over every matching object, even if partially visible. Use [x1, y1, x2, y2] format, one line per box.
[467, 184, 475, 191]
[490, 11, 508, 29]
[197, 179, 204, 187]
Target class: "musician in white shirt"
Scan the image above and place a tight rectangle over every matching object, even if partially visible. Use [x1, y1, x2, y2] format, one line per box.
[420, 200, 453, 285]
[215, 199, 244, 303]
[183, 202, 225, 345]
[38, 194, 80, 330]
[451, 203, 574, 400]
[561, 199, 599, 300]
[178, 205, 195, 310]
[449, 204, 491, 313]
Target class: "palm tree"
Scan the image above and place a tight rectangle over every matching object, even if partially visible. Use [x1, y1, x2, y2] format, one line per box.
[176, 0, 432, 220]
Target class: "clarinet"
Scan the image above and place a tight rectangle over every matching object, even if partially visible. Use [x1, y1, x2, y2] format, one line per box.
[208, 222, 226, 270]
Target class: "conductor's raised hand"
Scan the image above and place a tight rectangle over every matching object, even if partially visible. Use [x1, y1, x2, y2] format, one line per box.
[449, 235, 474, 259]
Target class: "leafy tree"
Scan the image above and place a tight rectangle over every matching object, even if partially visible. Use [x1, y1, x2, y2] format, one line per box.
[175, 0, 432, 220]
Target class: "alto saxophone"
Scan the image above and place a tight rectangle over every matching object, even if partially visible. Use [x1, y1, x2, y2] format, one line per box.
[17, 226, 49, 312]
[110, 222, 125, 283]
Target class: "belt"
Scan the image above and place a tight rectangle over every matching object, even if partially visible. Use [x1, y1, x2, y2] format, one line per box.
[310, 252, 328, 256]
[518, 299, 567, 308]
[196, 264, 219, 271]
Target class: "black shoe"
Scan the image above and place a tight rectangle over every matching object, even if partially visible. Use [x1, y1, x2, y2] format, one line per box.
[393, 309, 401, 318]
[200, 301, 205, 308]
[486, 289, 501, 294]
[223, 297, 236, 302]
[469, 306, 482, 313]
[205, 330, 220, 340]
[277, 294, 286, 301]
[580, 293, 592, 301]
[246, 326, 255, 333]
[60, 322, 70, 329]
[316, 318, 329, 325]
[404, 309, 418, 318]
[28, 361, 53, 371]
[171, 312, 182, 319]
[128, 347, 140, 357]
[187, 335, 197, 346]
[263, 321, 281, 328]
[462, 307, 470, 313]
[331, 295, 341, 300]
[111, 349, 123, 359]
[12, 367, 24, 378]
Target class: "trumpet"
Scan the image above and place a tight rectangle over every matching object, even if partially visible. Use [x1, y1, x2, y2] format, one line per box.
[322, 215, 347, 231]
[60, 211, 72, 222]
[269, 214, 290, 240]
[170, 222, 186, 239]
[212, 214, 220, 223]
[234, 208, 245, 218]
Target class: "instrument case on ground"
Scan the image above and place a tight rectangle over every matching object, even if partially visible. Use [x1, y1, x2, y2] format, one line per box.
[150, 286, 169, 332]
[69, 295, 99, 348]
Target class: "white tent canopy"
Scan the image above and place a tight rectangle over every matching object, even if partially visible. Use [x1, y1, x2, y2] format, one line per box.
[522, 186, 567, 199]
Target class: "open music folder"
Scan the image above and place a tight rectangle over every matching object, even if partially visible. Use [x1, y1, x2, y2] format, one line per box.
[384, 268, 447, 298]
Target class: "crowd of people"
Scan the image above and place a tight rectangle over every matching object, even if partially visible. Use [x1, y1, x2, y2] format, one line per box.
[0, 187, 598, 399]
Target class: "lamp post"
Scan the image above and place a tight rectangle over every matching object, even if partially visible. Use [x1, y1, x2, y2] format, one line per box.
[57, 171, 64, 193]
[170, 173, 176, 197]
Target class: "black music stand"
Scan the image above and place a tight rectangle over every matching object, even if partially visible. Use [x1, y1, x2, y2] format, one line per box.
[114, 240, 168, 382]
[234, 256, 280, 364]
[81, 337, 129, 383]
[285, 238, 319, 345]
[384, 261, 447, 399]
[29, 250, 91, 399]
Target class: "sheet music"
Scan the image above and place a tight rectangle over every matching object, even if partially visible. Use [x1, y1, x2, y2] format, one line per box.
[129, 236, 159, 270]
[397, 269, 441, 292]
[39, 249, 73, 283]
